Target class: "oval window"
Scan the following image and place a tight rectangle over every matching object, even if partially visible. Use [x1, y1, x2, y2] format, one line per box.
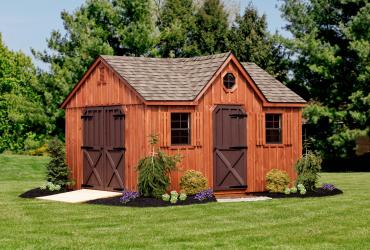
[223, 73, 235, 89]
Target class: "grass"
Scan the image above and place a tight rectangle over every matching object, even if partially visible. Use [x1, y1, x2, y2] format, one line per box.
[0, 154, 369, 249]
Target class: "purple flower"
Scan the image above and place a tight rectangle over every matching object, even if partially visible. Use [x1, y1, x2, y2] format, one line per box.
[194, 189, 213, 201]
[120, 191, 139, 204]
[322, 183, 335, 191]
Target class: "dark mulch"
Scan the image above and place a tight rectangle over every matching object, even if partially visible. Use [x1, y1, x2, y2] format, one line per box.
[252, 187, 343, 199]
[86, 195, 217, 207]
[19, 187, 68, 199]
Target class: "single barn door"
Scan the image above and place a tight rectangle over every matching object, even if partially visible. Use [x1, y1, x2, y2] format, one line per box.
[213, 105, 247, 191]
[81, 106, 125, 191]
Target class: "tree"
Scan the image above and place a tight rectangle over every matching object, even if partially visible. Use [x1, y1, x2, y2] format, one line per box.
[280, 0, 370, 160]
[0, 34, 49, 152]
[228, 4, 290, 81]
[191, 0, 229, 55]
[157, 0, 198, 57]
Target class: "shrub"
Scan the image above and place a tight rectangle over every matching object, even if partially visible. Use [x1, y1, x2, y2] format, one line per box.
[290, 187, 297, 193]
[137, 135, 181, 198]
[162, 194, 170, 201]
[179, 192, 187, 201]
[170, 197, 178, 204]
[284, 187, 291, 195]
[46, 138, 72, 188]
[194, 189, 213, 201]
[265, 169, 291, 193]
[120, 191, 139, 204]
[179, 170, 208, 195]
[40, 181, 61, 191]
[295, 151, 322, 191]
[170, 190, 178, 199]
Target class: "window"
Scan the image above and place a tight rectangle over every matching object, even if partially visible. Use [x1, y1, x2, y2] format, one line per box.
[171, 113, 191, 145]
[266, 114, 282, 144]
[223, 73, 235, 89]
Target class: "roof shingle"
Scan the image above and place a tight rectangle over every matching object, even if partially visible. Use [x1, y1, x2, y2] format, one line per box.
[101, 53, 305, 103]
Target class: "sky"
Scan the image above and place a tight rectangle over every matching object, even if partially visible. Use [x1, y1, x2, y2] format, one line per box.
[0, 0, 288, 69]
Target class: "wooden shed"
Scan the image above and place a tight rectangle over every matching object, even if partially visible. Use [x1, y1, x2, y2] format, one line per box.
[61, 52, 306, 193]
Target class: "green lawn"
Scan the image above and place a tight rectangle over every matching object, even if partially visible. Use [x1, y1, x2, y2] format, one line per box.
[0, 155, 369, 249]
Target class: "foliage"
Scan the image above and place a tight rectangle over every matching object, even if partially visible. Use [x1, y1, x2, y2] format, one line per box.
[180, 170, 208, 195]
[194, 189, 213, 201]
[157, 0, 197, 57]
[40, 181, 61, 191]
[161, 193, 170, 201]
[297, 184, 307, 195]
[284, 187, 291, 195]
[322, 183, 336, 191]
[295, 151, 322, 191]
[265, 169, 291, 193]
[0, 34, 49, 153]
[191, 0, 229, 55]
[179, 192, 187, 201]
[45, 138, 72, 187]
[137, 135, 181, 198]
[170, 190, 178, 199]
[290, 186, 297, 193]
[280, 0, 370, 160]
[170, 196, 178, 204]
[227, 3, 290, 81]
[120, 191, 139, 204]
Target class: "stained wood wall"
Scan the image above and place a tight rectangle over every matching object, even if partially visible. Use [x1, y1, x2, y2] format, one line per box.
[64, 59, 303, 192]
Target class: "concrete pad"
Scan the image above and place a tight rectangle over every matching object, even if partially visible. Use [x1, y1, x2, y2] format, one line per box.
[36, 189, 121, 203]
[217, 196, 272, 203]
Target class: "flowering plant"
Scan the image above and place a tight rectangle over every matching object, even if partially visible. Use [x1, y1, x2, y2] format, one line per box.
[322, 183, 336, 191]
[120, 191, 139, 204]
[194, 189, 213, 201]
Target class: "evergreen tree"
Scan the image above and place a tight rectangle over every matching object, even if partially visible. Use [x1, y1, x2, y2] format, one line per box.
[228, 4, 290, 81]
[157, 0, 197, 57]
[191, 0, 229, 55]
[280, 0, 370, 160]
[46, 138, 71, 187]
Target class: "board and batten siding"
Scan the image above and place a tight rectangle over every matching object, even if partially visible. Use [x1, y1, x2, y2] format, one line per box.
[65, 62, 146, 190]
[64, 59, 302, 192]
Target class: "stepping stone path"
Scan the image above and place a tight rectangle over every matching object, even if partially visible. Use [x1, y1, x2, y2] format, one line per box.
[216, 196, 272, 203]
[37, 189, 121, 203]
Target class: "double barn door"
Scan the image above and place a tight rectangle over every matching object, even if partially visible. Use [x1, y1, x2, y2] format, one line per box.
[213, 105, 247, 191]
[81, 106, 125, 191]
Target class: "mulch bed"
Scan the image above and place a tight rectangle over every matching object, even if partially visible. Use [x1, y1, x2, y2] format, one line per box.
[86, 195, 217, 207]
[252, 187, 343, 199]
[19, 187, 68, 199]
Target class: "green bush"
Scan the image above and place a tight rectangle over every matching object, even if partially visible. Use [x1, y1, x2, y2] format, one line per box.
[137, 135, 181, 198]
[265, 169, 291, 193]
[179, 170, 208, 195]
[162, 194, 170, 201]
[295, 151, 322, 191]
[179, 192, 187, 201]
[40, 181, 61, 191]
[46, 138, 72, 188]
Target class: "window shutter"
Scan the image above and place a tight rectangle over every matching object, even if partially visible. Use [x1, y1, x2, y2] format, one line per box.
[194, 112, 203, 146]
[256, 113, 265, 146]
[160, 111, 169, 147]
[283, 113, 292, 145]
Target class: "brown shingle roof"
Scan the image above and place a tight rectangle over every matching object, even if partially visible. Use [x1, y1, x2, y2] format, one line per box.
[241, 62, 306, 103]
[101, 52, 305, 103]
[102, 52, 230, 101]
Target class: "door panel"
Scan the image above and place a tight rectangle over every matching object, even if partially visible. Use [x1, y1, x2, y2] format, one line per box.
[82, 106, 125, 191]
[213, 106, 247, 191]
